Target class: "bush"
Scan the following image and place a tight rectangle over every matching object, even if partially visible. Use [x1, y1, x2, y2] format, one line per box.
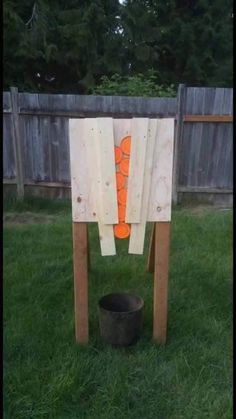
[92, 71, 176, 97]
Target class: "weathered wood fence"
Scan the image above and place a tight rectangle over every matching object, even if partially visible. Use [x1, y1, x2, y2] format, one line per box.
[3, 85, 233, 206]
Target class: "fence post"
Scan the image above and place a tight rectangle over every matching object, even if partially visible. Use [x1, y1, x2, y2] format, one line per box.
[172, 83, 186, 205]
[10, 86, 24, 199]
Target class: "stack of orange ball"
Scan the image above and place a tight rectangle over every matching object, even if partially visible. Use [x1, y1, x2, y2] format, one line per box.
[114, 136, 131, 239]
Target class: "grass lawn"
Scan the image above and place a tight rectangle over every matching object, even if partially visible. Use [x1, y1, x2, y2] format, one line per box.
[3, 197, 233, 419]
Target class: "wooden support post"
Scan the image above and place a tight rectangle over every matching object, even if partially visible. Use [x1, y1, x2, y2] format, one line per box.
[87, 225, 91, 271]
[147, 223, 155, 273]
[10, 87, 24, 199]
[72, 222, 89, 344]
[153, 222, 171, 344]
[172, 84, 186, 205]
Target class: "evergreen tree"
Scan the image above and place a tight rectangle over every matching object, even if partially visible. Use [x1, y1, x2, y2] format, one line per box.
[4, 0, 123, 92]
[120, 0, 233, 87]
[3, 0, 233, 92]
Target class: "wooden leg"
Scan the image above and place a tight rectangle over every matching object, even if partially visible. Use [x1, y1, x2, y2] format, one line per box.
[87, 225, 91, 271]
[147, 223, 155, 273]
[153, 222, 171, 344]
[72, 222, 89, 344]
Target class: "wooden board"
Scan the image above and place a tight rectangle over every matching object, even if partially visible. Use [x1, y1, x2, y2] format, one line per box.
[70, 118, 175, 224]
[128, 119, 157, 254]
[72, 222, 89, 344]
[96, 224, 116, 256]
[69, 118, 131, 223]
[184, 115, 233, 122]
[96, 118, 118, 224]
[10, 87, 24, 198]
[4, 88, 233, 198]
[69, 119, 97, 222]
[147, 224, 155, 273]
[153, 222, 171, 344]
[84, 118, 116, 256]
[147, 119, 175, 222]
[126, 118, 149, 223]
[113, 119, 131, 146]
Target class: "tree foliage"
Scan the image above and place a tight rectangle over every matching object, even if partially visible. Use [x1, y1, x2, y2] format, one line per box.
[3, 0, 233, 93]
[92, 72, 176, 97]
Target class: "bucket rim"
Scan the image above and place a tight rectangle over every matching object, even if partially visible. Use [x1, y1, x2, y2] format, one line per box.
[98, 292, 144, 314]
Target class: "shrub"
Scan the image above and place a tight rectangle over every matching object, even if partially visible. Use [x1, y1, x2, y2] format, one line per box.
[92, 71, 176, 97]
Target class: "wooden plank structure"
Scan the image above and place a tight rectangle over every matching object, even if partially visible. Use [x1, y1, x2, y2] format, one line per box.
[3, 87, 233, 207]
[10, 87, 24, 198]
[69, 117, 175, 344]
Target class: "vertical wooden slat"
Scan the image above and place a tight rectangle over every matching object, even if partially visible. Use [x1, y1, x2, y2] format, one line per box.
[96, 118, 118, 224]
[72, 222, 89, 344]
[126, 118, 149, 223]
[113, 119, 131, 146]
[129, 119, 157, 254]
[172, 84, 186, 205]
[148, 119, 175, 222]
[69, 119, 96, 221]
[3, 114, 15, 179]
[10, 87, 24, 198]
[153, 222, 171, 344]
[84, 118, 116, 256]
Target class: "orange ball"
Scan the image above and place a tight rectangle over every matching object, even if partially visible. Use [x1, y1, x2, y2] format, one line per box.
[118, 205, 126, 222]
[114, 146, 122, 164]
[120, 136, 131, 156]
[116, 172, 125, 190]
[119, 158, 130, 177]
[117, 188, 127, 206]
[114, 223, 130, 239]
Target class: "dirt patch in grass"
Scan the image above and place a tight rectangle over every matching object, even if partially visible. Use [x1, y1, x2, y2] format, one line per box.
[3, 212, 58, 225]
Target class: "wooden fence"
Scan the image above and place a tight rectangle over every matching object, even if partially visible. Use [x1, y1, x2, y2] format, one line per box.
[3, 85, 233, 206]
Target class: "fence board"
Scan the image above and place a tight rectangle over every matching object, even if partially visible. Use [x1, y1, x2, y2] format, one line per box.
[16, 92, 177, 116]
[3, 87, 233, 205]
[178, 86, 233, 196]
[3, 92, 11, 111]
[3, 114, 15, 178]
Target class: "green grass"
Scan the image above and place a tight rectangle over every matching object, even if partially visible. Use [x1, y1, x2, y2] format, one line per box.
[3, 198, 233, 419]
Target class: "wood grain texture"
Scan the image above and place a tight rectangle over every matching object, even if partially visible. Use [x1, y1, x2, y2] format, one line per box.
[148, 119, 175, 222]
[179, 122, 233, 189]
[113, 119, 131, 146]
[147, 223, 155, 273]
[96, 118, 118, 224]
[69, 119, 95, 222]
[84, 118, 116, 255]
[172, 84, 186, 204]
[184, 115, 233, 122]
[153, 222, 171, 344]
[126, 118, 149, 223]
[3, 88, 233, 200]
[3, 87, 233, 206]
[72, 222, 89, 344]
[3, 114, 15, 179]
[10, 87, 24, 198]
[128, 119, 157, 254]
[3, 91, 11, 111]
[17, 92, 177, 117]
[87, 225, 91, 271]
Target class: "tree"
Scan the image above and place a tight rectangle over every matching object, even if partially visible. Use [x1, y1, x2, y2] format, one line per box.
[3, 0, 233, 92]
[4, 0, 123, 92]
[120, 0, 233, 87]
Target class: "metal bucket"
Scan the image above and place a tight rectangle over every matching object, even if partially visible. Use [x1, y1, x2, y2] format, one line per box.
[98, 292, 144, 347]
